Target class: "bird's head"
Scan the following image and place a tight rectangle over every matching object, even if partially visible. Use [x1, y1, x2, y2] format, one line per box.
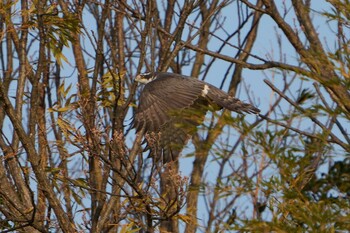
[135, 72, 158, 84]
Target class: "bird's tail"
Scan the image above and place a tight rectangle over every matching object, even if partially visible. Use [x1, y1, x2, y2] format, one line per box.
[206, 86, 260, 114]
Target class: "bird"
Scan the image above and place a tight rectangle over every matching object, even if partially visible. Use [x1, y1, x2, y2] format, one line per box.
[133, 72, 260, 163]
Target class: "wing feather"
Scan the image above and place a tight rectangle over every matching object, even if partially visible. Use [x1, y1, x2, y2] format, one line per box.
[134, 74, 205, 133]
[206, 84, 260, 114]
[134, 72, 259, 163]
[134, 73, 207, 163]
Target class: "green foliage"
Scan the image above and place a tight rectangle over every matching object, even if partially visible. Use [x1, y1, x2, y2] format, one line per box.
[49, 80, 77, 113]
[97, 71, 125, 107]
[27, 1, 81, 66]
[230, 104, 350, 232]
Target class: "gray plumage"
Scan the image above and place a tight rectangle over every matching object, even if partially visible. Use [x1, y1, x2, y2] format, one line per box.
[134, 72, 260, 162]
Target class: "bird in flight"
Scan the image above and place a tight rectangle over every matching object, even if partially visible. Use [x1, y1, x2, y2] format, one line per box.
[134, 72, 260, 163]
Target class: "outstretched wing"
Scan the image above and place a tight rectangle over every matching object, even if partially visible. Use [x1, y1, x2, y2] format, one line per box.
[133, 72, 260, 163]
[134, 73, 206, 133]
[205, 84, 260, 114]
[133, 73, 207, 163]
